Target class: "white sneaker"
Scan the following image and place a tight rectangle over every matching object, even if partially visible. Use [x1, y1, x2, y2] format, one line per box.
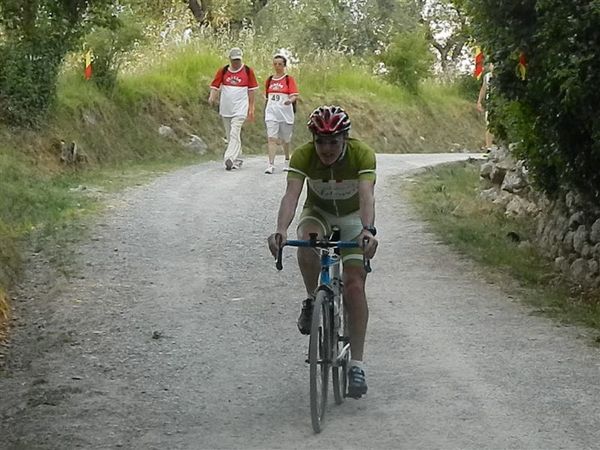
[233, 159, 243, 169]
[265, 165, 275, 174]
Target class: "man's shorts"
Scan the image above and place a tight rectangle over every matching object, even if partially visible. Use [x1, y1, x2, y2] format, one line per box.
[297, 207, 364, 268]
[266, 120, 294, 143]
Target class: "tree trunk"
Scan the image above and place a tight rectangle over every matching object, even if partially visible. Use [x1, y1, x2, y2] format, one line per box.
[187, 0, 207, 23]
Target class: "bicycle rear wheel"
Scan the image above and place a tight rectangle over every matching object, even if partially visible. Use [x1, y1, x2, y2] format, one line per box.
[309, 290, 331, 433]
[332, 304, 349, 405]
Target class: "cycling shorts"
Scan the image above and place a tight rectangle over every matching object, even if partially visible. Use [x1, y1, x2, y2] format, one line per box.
[297, 207, 364, 268]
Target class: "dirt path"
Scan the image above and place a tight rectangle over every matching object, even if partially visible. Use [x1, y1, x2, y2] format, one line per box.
[1, 154, 600, 450]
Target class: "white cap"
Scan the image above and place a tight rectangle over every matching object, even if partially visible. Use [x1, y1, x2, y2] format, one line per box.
[228, 47, 243, 60]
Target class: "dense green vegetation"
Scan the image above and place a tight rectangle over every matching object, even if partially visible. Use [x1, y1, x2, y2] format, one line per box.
[459, 0, 600, 200]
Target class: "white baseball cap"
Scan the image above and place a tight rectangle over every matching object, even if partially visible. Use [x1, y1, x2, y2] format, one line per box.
[228, 47, 243, 60]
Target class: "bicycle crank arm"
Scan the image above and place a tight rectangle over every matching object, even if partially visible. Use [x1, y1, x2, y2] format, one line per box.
[333, 343, 351, 366]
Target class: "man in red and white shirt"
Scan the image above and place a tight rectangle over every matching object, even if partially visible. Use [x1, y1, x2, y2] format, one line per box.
[208, 47, 259, 171]
[263, 53, 299, 174]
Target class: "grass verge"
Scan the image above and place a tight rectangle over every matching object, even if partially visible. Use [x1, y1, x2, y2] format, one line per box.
[403, 161, 600, 332]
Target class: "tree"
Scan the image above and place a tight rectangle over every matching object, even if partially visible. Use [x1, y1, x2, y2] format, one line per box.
[0, 0, 116, 126]
[416, 0, 470, 77]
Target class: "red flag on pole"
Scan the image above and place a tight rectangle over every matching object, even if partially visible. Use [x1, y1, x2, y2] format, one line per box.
[84, 50, 92, 80]
[517, 51, 527, 80]
[474, 47, 484, 80]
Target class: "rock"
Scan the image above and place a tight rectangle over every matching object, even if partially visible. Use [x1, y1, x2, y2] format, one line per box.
[82, 112, 97, 126]
[501, 169, 528, 193]
[594, 243, 600, 260]
[573, 225, 588, 255]
[590, 218, 600, 243]
[152, 330, 163, 340]
[588, 259, 599, 276]
[490, 165, 507, 185]
[158, 125, 175, 138]
[570, 258, 588, 282]
[184, 134, 208, 155]
[555, 256, 569, 273]
[505, 196, 534, 218]
[478, 187, 498, 202]
[480, 162, 494, 179]
[568, 212, 585, 230]
[563, 231, 574, 252]
[492, 190, 513, 208]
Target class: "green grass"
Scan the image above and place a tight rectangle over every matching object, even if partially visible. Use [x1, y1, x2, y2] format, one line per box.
[404, 162, 600, 332]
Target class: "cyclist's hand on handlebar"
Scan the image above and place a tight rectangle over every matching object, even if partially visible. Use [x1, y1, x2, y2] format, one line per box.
[267, 232, 286, 258]
[359, 229, 378, 259]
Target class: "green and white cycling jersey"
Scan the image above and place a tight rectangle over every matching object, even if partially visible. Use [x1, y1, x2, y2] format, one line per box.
[286, 138, 376, 217]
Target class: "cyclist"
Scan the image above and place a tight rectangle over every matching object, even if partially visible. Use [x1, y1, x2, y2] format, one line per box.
[267, 105, 378, 398]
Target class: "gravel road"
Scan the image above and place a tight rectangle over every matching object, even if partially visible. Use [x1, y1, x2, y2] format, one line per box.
[1, 153, 600, 450]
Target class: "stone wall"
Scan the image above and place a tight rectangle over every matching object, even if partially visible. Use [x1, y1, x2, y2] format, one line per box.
[478, 146, 600, 289]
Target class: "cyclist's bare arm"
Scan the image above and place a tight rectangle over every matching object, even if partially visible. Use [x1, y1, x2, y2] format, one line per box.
[358, 179, 375, 228]
[276, 178, 304, 234]
[358, 179, 378, 259]
[268, 178, 304, 257]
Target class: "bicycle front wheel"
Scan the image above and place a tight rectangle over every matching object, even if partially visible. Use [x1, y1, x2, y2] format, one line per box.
[309, 290, 331, 433]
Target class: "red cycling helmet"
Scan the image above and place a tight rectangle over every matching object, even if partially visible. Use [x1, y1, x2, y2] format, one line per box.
[307, 105, 351, 135]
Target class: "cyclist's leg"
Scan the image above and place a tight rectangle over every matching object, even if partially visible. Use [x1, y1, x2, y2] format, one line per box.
[342, 265, 368, 361]
[296, 209, 329, 334]
[316, 209, 366, 347]
[327, 210, 369, 397]
[343, 263, 369, 397]
[297, 208, 329, 296]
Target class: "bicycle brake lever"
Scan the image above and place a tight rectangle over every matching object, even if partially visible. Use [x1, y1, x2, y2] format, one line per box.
[275, 233, 284, 271]
[362, 237, 372, 273]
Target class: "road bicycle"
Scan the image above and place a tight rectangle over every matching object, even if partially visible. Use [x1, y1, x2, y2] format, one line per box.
[275, 227, 371, 433]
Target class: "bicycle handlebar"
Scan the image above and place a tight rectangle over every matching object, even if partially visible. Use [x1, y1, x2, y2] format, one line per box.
[274, 233, 372, 273]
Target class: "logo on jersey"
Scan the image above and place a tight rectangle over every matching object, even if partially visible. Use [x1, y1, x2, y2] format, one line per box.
[308, 179, 359, 200]
[226, 75, 243, 85]
[270, 82, 286, 91]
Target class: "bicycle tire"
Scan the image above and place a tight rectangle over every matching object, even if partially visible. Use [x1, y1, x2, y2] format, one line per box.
[309, 290, 331, 433]
[332, 305, 349, 405]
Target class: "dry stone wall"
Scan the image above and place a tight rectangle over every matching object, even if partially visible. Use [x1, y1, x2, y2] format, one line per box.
[478, 146, 600, 289]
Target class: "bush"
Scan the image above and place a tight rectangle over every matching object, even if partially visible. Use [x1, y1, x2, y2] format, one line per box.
[453, 73, 482, 101]
[86, 16, 144, 93]
[0, 38, 64, 126]
[463, 0, 600, 200]
[381, 28, 434, 92]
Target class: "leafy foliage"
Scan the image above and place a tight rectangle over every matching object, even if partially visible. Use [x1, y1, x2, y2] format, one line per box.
[381, 28, 434, 91]
[461, 0, 600, 199]
[255, 0, 420, 56]
[86, 15, 144, 92]
[0, 0, 116, 126]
